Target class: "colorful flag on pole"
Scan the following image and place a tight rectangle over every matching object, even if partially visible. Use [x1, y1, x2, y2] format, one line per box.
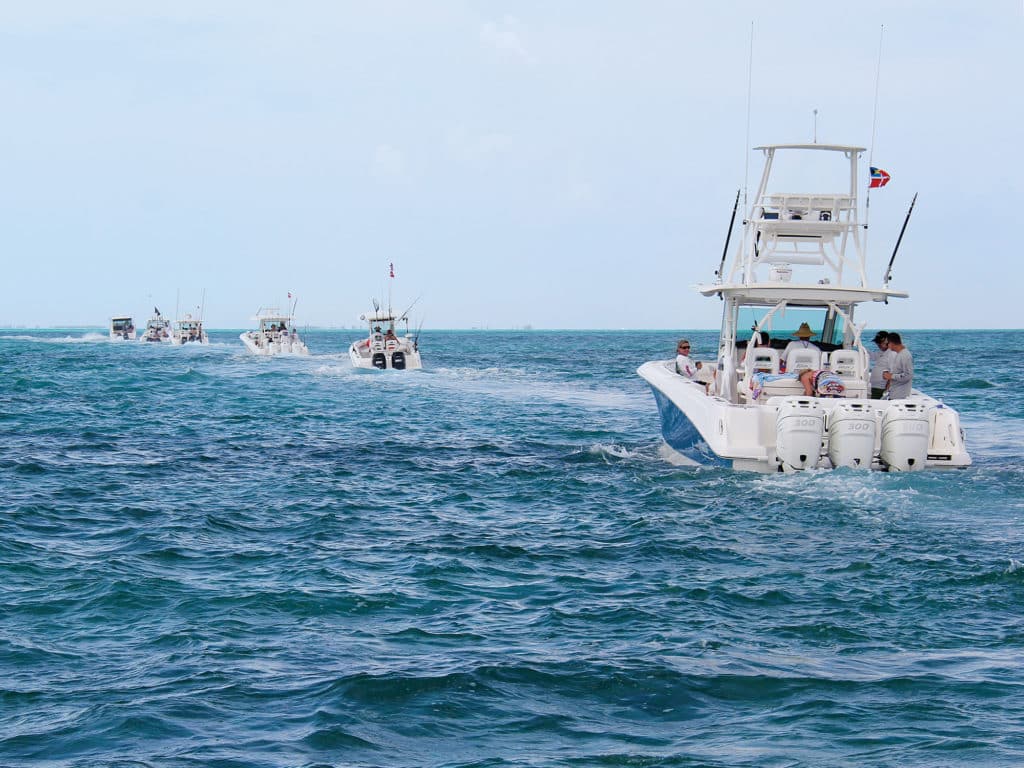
[287, 292, 292, 298]
[869, 167, 891, 188]
[389, 263, 395, 278]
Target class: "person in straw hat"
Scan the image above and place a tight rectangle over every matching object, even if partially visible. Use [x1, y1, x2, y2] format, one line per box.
[781, 322, 820, 370]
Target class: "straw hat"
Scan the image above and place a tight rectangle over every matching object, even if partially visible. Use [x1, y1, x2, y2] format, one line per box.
[792, 322, 816, 339]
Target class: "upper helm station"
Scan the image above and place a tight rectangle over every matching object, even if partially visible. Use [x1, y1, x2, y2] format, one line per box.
[699, 143, 909, 372]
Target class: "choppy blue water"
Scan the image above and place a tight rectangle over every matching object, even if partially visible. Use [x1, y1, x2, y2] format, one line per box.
[2, 328, 1022, 767]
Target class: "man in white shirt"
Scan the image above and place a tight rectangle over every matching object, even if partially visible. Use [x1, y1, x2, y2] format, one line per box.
[675, 339, 697, 378]
[882, 332, 914, 399]
[780, 322, 821, 369]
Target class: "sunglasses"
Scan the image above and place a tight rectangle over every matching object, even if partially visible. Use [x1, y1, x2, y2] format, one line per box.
[678, 345, 690, 349]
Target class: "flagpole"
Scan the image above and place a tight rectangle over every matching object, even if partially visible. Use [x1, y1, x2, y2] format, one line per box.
[865, 25, 884, 232]
[388, 263, 393, 324]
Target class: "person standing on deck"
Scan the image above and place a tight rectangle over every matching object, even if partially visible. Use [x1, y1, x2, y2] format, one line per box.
[882, 332, 913, 399]
[870, 331, 896, 399]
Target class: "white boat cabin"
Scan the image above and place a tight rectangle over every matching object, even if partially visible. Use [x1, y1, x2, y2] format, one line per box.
[109, 316, 136, 341]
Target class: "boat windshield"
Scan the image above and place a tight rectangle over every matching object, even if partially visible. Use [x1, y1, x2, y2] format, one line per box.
[737, 305, 845, 347]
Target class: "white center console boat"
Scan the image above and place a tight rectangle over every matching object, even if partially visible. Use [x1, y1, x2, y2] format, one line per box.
[109, 316, 136, 341]
[140, 308, 172, 343]
[638, 142, 971, 473]
[172, 313, 209, 345]
[240, 308, 309, 356]
[349, 309, 422, 371]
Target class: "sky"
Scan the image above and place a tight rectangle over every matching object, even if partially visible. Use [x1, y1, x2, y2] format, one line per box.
[1, 1, 1021, 329]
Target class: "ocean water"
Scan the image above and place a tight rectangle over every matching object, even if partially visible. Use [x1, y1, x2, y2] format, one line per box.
[1, 328, 1022, 768]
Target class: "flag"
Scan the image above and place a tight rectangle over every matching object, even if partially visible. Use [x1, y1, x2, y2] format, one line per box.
[287, 292, 292, 298]
[389, 262, 395, 278]
[869, 167, 891, 188]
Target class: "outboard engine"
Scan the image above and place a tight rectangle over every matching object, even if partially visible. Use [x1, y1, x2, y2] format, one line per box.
[879, 402, 929, 471]
[827, 402, 877, 470]
[391, 351, 406, 370]
[927, 404, 965, 460]
[372, 352, 387, 369]
[775, 399, 824, 471]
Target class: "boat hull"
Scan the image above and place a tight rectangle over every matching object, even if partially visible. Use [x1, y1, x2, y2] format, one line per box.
[349, 344, 422, 370]
[240, 332, 309, 356]
[171, 334, 209, 346]
[649, 386, 728, 466]
[639, 359, 971, 473]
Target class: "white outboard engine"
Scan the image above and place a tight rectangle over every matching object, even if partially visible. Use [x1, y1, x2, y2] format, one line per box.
[827, 402, 877, 470]
[879, 402, 929, 471]
[775, 399, 824, 471]
[927, 404, 965, 460]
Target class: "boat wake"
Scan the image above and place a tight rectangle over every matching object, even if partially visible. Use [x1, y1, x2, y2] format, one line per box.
[656, 442, 702, 467]
[582, 443, 647, 462]
[0, 332, 108, 343]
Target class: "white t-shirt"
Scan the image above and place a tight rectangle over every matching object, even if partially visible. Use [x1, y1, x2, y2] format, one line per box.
[781, 339, 820, 366]
[675, 354, 697, 378]
[870, 349, 896, 389]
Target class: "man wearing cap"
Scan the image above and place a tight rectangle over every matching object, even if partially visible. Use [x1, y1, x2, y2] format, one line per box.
[780, 322, 820, 370]
[869, 331, 895, 399]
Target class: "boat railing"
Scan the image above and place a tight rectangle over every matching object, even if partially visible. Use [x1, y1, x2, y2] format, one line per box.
[755, 194, 855, 238]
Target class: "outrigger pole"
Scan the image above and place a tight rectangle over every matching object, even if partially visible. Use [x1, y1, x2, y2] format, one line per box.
[717, 189, 741, 282]
[884, 192, 917, 288]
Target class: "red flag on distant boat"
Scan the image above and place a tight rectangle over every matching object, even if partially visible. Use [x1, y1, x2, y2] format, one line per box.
[389, 263, 395, 278]
[869, 167, 891, 188]
[287, 292, 292, 298]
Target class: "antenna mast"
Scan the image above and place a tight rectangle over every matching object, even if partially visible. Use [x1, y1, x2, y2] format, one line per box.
[743, 22, 754, 209]
[738, 22, 754, 283]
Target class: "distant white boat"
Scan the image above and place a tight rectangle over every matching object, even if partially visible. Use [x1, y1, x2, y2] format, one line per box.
[240, 307, 309, 356]
[171, 313, 209, 345]
[139, 307, 172, 343]
[109, 315, 136, 341]
[349, 308, 422, 371]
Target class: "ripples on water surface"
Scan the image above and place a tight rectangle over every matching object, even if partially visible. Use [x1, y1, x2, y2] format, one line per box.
[2, 329, 1022, 767]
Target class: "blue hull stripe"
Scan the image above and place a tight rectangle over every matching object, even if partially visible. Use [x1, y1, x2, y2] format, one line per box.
[648, 386, 728, 466]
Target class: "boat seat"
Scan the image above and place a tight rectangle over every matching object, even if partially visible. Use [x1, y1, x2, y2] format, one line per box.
[828, 349, 861, 378]
[746, 347, 780, 376]
[787, 348, 821, 372]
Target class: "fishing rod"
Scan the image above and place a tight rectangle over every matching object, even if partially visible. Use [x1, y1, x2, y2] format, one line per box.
[884, 192, 917, 287]
[413, 317, 425, 351]
[399, 294, 422, 323]
[716, 189, 741, 282]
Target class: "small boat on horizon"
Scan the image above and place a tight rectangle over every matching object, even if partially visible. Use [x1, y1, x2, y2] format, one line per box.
[109, 315, 136, 341]
[638, 141, 971, 473]
[240, 304, 309, 356]
[139, 307, 172, 343]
